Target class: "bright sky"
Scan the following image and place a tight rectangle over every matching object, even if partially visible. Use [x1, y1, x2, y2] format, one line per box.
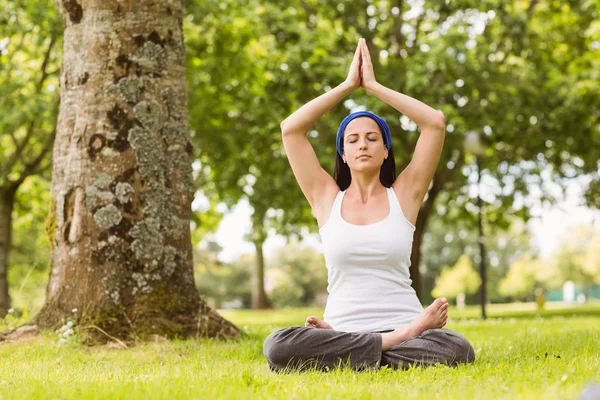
[195, 172, 600, 263]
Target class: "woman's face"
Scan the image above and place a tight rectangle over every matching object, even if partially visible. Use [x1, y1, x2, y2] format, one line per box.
[342, 117, 388, 172]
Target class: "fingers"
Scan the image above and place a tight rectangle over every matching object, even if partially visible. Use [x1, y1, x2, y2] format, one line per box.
[354, 40, 361, 60]
[360, 38, 372, 64]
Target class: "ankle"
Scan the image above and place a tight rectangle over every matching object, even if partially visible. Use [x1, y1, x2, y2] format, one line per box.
[381, 332, 398, 351]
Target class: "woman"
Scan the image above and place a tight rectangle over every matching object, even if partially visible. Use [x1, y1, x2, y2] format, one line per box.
[263, 39, 475, 372]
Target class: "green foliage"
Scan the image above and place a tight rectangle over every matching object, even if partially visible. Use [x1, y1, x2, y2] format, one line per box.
[268, 243, 328, 308]
[582, 235, 600, 281]
[184, 1, 600, 301]
[551, 225, 600, 286]
[185, 0, 327, 243]
[8, 175, 51, 315]
[190, 197, 224, 247]
[421, 215, 534, 303]
[0, 0, 61, 188]
[194, 246, 252, 308]
[498, 253, 546, 299]
[0, 0, 61, 314]
[499, 225, 600, 300]
[432, 254, 481, 300]
[194, 242, 328, 309]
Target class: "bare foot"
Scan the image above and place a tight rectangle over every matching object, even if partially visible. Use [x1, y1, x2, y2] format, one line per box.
[304, 316, 333, 329]
[381, 298, 448, 350]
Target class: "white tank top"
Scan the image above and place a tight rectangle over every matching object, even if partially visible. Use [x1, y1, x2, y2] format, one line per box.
[319, 187, 423, 332]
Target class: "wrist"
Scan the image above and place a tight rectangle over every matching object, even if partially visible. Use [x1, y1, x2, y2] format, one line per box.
[340, 80, 357, 94]
[364, 81, 381, 95]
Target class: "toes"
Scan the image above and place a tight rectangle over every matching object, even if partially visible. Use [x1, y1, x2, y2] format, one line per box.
[431, 298, 444, 310]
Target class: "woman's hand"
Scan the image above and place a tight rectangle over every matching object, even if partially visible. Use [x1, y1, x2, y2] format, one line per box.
[360, 38, 377, 92]
[344, 40, 362, 91]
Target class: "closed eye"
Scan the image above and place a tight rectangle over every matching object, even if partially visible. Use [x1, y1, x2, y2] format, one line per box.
[349, 138, 377, 143]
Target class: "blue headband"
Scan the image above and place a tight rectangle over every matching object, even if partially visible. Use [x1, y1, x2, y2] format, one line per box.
[336, 111, 392, 158]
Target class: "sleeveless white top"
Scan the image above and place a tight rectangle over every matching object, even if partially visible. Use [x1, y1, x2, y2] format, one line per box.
[318, 187, 423, 332]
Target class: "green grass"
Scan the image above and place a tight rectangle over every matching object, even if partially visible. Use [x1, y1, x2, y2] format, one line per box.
[0, 304, 599, 399]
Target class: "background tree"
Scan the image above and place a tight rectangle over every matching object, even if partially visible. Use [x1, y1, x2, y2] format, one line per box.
[432, 254, 481, 302]
[499, 226, 600, 300]
[194, 243, 253, 309]
[27, 0, 238, 341]
[268, 243, 328, 308]
[8, 177, 52, 316]
[0, 0, 61, 317]
[421, 215, 533, 303]
[185, 0, 331, 308]
[581, 234, 600, 285]
[552, 225, 600, 289]
[498, 253, 546, 300]
[186, 0, 600, 304]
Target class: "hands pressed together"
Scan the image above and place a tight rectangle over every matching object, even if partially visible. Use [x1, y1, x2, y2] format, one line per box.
[345, 38, 377, 92]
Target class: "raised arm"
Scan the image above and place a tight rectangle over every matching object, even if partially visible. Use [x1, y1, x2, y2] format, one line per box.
[359, 39, 446, 221]
[281, 41, 361, 210]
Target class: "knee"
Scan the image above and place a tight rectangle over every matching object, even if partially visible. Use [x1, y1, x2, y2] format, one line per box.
[263, 327, 301, 370]
[446, 330, 476, 364]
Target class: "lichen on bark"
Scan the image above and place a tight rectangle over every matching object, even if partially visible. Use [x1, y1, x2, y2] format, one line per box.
[133, 100, 162, 131]
[94, 204, 122, 229]
[130, 42, 168, 73]
[105, 77, 144, 104]
[115, 182, 134, 204]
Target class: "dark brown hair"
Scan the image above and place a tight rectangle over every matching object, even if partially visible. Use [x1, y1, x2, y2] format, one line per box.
[333, 146, 396, 190]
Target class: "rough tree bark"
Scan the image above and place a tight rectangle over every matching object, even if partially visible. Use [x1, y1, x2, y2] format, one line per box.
[33, 0, 238, 341]
[0, 188, 16, 317]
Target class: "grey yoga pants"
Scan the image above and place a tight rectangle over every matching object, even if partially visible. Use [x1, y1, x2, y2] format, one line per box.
[263, 326, 475, 372]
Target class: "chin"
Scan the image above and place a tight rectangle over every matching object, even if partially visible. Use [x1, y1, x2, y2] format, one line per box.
[351, 164, 380, 172]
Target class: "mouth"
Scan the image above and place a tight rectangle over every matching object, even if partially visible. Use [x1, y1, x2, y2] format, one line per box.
[357, 155, 371, 160]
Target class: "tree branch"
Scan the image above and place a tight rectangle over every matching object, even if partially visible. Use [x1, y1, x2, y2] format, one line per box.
[1, 120, 36, 176]
[408, 9, 427, 58]
[391, 0, 404, 56]
[1, 32, 59, 184]
[36, 33, 58, 92]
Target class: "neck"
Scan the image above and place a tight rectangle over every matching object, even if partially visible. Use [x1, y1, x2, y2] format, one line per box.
[346, 172, 385, 203]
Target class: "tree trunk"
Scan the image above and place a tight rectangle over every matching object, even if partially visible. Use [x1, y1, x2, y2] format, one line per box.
[251, 238, 270, 309]
[476, 157, 487, 319]
[0, 188, 16, 317]
[410, 172, 444, 301]
[35, 0, 238, 341]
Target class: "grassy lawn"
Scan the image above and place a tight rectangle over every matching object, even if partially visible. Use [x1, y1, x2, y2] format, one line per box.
[0, 303, 598, 399]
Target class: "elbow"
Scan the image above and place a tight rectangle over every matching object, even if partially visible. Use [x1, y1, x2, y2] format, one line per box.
[280, 120, 302, 137]
[435, 113, 447, 132]
[280, 120, 291, 136]
[429, 113, 446, 133]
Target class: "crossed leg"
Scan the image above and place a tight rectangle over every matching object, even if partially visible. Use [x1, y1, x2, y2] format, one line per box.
[264, 299, 475, 372]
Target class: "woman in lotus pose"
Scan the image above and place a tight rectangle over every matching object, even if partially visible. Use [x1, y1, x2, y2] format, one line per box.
[263, 39, 475, 371]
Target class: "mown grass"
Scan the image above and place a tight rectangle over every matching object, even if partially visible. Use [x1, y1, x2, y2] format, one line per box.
[0, 303, 598, 399]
